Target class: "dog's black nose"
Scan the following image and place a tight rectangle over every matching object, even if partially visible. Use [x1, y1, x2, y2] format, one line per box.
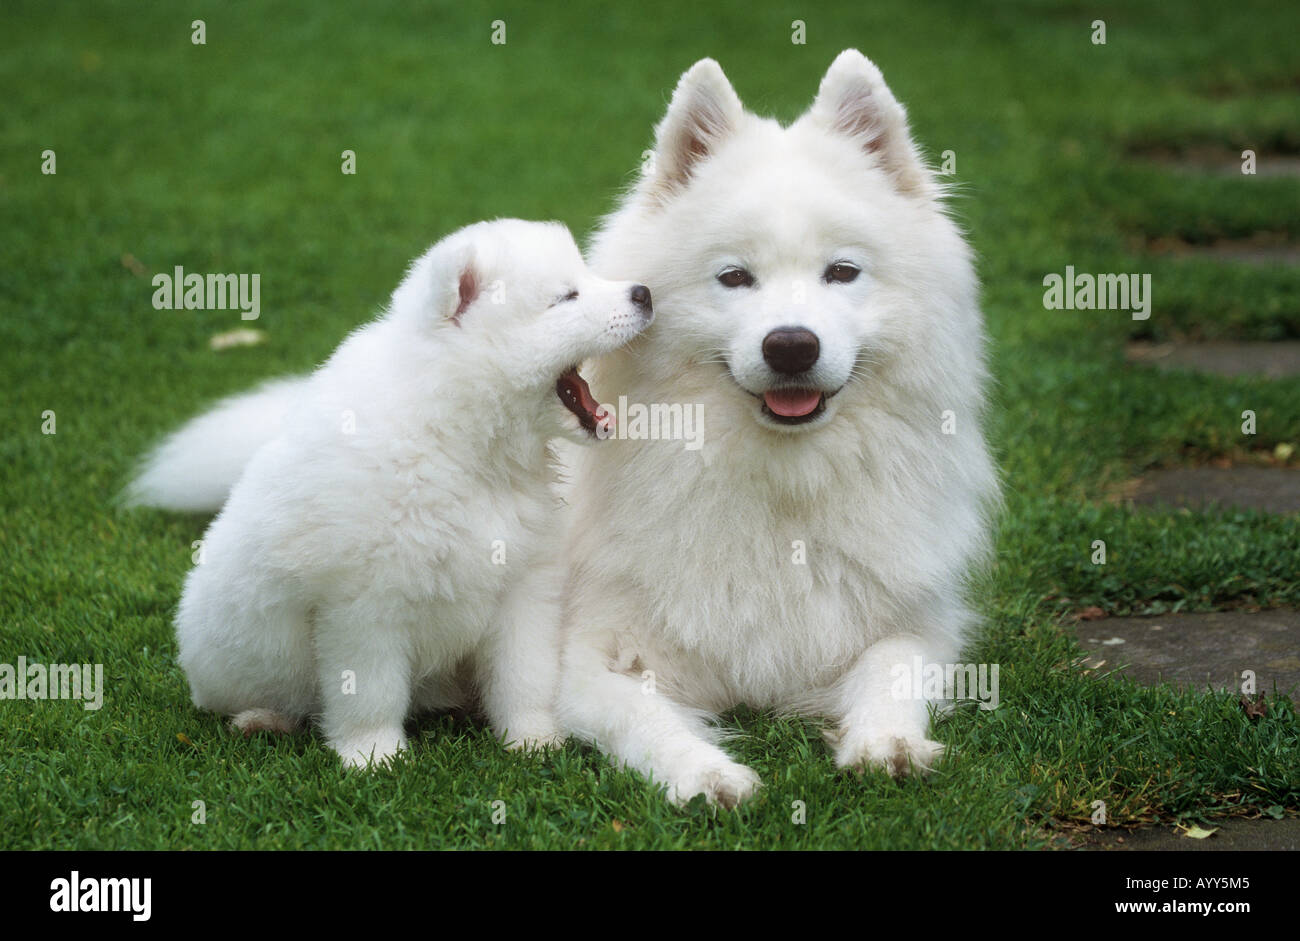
[762, 327, 820, 375]
[630, 284, 652, 318]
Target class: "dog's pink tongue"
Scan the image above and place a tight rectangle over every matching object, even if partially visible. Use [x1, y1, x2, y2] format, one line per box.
[557, 367, 611, 436]
[763, 389, 822, 417]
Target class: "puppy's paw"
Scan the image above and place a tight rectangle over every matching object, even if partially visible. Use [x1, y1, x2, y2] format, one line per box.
[230, 708, 300, 737]
[667, 761, 762, 809]
[332, 729, 407, 770]
[498, 713, 567, 752]
[503, 729, 568, 752]
[836, 734, 944, 779]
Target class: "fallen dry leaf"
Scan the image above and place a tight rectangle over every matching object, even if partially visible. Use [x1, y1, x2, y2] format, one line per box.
[1076, 606, 1107, 621]
[210, 328, 267, 351]
[1239, 693, 1268, 720]
[1183, 825, 1218, 840]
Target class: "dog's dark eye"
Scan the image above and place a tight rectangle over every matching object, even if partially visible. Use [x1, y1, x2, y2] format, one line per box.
[551, 289, 579, 306]
[824, 263, 860, 284]
[717, 267, 755, 289]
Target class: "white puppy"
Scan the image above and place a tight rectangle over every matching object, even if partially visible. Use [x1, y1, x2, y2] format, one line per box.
[555, 51, 999, 805]
[129, 219, 652, 767]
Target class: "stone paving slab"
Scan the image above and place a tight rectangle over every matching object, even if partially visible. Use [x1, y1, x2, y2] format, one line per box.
[1138, 147, 1300, 178]
[1127, 340, 1300, 378]
[1128, 467, 1300, 513]
[1083, 817, 1300, 851]
[1074, 608, 1300, 694]
[1147, 236, 1300, 267]
[1187, 243, 1300, 265]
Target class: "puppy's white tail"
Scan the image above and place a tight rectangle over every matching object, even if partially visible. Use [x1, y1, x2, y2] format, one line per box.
[124, 376, 308, 512]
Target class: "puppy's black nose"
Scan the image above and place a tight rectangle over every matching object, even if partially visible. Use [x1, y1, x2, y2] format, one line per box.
[630, 284, 652, 319]
[762, 327, 820, 375]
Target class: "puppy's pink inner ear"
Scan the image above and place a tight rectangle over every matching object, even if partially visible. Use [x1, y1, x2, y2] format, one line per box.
[453, 267, 480, 325]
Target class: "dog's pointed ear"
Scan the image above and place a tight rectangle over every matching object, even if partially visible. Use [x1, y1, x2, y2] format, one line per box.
[807, 50, 928, 194]
[436, 242, 480, 326]
[648, 58, 744, 197]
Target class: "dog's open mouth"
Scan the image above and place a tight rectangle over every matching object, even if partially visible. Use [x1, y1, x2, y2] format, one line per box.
[760, 388, 827, 424]
[557, 367, 611, 437]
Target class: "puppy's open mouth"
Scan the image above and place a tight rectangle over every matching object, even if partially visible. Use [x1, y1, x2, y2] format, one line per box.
[556, 367, 611, 437]
[760, 387, 829, 424]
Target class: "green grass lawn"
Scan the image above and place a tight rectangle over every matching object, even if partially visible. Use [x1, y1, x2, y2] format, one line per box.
[2, 0, 1297, 850]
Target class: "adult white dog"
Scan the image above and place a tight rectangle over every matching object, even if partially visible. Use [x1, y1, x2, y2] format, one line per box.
[555, 51, 999, 806]
[129, 220, 652, 767]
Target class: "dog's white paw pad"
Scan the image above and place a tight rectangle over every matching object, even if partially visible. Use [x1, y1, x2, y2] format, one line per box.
[838, 735, 945, 779]
[669, 763, 762, 808]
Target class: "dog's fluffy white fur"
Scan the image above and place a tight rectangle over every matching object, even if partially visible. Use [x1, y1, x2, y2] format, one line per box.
[129, 219, 652, 767]
[552, 51, 999, 805]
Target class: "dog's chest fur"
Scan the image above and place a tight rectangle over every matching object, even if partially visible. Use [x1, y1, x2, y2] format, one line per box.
[572, 441, 912, 708]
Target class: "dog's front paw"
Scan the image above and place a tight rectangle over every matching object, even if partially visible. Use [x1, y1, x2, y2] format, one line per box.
[666, 761, 762, 809]
[835, 734, 944, 779]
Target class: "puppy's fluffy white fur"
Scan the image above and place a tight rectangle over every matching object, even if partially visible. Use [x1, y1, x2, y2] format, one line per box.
[130, 219, 651, 767]
[554, 51, 999, 805]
